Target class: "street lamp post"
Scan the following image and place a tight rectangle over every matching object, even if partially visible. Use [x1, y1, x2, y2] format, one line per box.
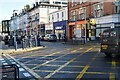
[28, 13, 32, 48]
[13, 10, 18, 50]
[84, 8, 87, 44]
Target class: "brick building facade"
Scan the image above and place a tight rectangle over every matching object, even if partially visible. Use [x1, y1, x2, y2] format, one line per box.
[68, 0, 120, 41]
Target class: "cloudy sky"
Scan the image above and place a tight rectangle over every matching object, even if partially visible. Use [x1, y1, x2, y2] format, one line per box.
[0, 0, 35, 22]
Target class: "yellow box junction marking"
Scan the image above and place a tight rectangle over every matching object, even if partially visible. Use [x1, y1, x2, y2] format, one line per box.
[45, 48, 93, 78]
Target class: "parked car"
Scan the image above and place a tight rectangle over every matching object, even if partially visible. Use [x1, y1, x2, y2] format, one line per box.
[101, 28, 120, 57]
[44, 34, 57, 41]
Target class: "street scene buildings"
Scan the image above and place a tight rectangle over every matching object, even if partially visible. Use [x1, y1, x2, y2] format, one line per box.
[1, 0, 120, 80]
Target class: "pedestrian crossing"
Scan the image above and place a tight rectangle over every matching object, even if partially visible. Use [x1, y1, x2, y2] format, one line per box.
[0, 54, 37, 79]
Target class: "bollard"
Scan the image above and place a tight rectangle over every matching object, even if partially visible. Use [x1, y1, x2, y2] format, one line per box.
[35, 35, 37, 47]
[22, 40, 24, 49]
[15, 42, 17, 51]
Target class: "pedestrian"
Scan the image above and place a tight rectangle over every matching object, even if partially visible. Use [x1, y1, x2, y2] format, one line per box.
[63, 34, 66, 42]
[99, 33, 102, 43]
[58, 33, 61, 41]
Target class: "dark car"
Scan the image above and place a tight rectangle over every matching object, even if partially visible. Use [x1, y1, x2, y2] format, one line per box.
[44, 34, 57, 41]
[101, 28, 120, 56]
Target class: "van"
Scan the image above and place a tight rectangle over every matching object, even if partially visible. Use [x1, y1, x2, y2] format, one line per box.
[101, 28, 120, 56]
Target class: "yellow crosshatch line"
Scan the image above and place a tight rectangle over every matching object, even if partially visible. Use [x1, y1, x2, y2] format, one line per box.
[20, 49, 57, 58]
[85, 72, 112, 75]
[45, 64, 85, 68]
[76, 65, 90, 80]
[76, 50, 99, 80]
[24, 49, 68, 64]
[24, 47, 82, 64]
[32, 47, 84, 70]
[32, 53, 68, 70]
[109, 58, 116, 80]
[44, 47, 93, 78]
[71, 48, 82, 53]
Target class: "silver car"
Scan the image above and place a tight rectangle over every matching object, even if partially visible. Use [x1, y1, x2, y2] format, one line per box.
[44, 34, 57, 41]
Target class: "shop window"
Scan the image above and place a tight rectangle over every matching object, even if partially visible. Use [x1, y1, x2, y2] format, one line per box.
[114, 5, 120, 13]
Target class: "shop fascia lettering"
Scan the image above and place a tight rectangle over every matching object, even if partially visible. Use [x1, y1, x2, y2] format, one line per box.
[55, 26, 63, 30]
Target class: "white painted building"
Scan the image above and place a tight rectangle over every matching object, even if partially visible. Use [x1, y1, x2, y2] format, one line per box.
[10, 1, 67, 37]
[39, 0, 67, 7]
[28, 3, 63, 36]
[46, 7, 68, 39]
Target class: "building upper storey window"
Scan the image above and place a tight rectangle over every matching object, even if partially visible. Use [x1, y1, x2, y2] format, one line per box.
[72, 0, 77, 7]
[79, 0, 87, 4]
[70, 10, 76, 21]
[94, 3, 103, 17]
[79, 7, 86, 20]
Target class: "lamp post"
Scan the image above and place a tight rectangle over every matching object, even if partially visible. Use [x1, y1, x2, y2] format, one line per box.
[27, 13, 32, 48]
[84, 7, 87, 44]
[13, 10, 18, 50]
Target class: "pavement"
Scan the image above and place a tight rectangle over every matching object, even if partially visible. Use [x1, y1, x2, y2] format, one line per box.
[0, 40, 100, 54]
[0, 41, 45, 54]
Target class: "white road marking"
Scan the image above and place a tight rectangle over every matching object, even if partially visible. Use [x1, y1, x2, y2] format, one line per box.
[23, 73, 31, 77]
[19, 68, 25, 71]
[6, 54, 41, 78]
[1, 61, 6, 63]
[16, 64, 20, 67]
[0, 59, 4, 61]
[3, 63, 8, 65]
[11, 62, 16, 64]
[10, 60, 14, 62]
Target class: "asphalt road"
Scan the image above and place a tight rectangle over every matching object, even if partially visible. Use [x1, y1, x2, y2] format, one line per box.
[1, 41, 120, 80]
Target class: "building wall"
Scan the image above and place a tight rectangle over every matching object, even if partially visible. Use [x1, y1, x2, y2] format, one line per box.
[39, 7, 59, 24]
[0, 23, 2, 33]
[45, 8, 68, 35]
[68, 1, 118, 40]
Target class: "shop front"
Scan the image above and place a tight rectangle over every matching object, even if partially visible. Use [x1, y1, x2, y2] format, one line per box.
[53, 20, 67, 40]
[68, 20, 89, 41]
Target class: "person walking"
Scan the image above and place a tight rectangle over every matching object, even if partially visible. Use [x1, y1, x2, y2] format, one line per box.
[58, 33, 61, 41]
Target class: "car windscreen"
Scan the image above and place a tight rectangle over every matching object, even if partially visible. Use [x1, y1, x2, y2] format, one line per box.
[102, 32, 109, 38]
[50, 35, 56, 37]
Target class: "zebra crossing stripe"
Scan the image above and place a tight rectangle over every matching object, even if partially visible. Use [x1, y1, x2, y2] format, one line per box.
[3, 63, 8, 65]
[23, 73, 31, 77]
[0, 59, 4, 61]
[11, 62, 16, 64]
[10, 60, 14, 62]
[19, 68, 25, 71]
[1, 61, 6, 63]
[16, 64, 20, 67]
